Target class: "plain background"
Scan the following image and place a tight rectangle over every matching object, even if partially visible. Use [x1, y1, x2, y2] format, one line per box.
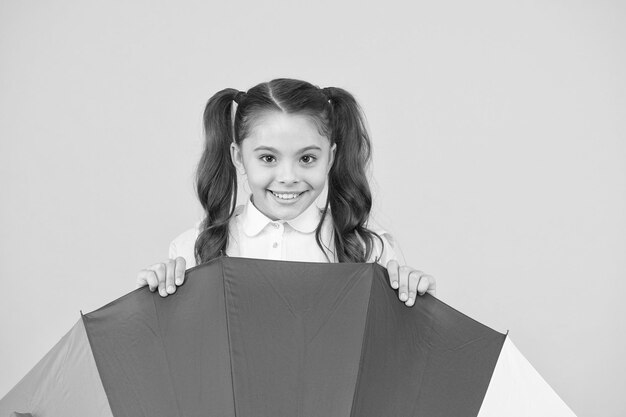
[1, 1, 624, 416]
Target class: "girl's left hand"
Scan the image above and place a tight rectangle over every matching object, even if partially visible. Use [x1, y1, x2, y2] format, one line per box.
[386, 260, 436, 307]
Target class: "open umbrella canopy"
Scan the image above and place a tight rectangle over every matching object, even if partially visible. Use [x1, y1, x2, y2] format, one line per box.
[1, 257, 576, 417]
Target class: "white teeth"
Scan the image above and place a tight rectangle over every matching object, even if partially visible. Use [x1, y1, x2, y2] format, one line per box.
[271, 191, 301, 200]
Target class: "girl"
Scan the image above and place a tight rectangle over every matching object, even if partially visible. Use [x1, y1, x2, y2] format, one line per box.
[136, 78, 435, 307]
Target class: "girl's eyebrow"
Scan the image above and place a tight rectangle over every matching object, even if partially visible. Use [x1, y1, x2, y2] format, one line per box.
[253, 145, 322, 153]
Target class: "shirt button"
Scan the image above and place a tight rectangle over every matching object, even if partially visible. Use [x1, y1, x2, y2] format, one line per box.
[272, 242, 278, 248]
[271, 222, 279, 228]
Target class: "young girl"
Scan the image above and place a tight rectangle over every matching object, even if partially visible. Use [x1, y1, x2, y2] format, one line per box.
[136, 78, 435, 307]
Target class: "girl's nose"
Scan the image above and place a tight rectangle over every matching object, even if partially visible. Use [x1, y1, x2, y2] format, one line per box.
[277, 162, 299, 184]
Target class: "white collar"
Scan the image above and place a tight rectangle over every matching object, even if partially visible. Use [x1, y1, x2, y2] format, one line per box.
[241, 196, 322, 237]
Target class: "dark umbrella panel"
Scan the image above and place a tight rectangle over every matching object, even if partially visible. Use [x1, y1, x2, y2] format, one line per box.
[0, 257, 576, 417]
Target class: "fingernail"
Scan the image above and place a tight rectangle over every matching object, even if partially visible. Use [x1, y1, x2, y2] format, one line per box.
[408, 297, 414, 305]
[159, 289, 167, 297]
[391, 281, 399, 289]
[399, 292, 407, 301]
[167, 285, 175, 293]
[175, 279, 182, 285]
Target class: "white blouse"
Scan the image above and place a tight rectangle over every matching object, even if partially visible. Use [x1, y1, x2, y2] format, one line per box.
[169, 196, 405, 269]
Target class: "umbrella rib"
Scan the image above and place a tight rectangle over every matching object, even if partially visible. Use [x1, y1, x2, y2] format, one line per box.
[348, 264, 377, 417]
[221, 257, 239, 417]
[151, 293, 184, 417]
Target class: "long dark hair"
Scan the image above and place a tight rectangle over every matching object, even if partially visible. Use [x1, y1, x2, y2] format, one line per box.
[194, 78, 384, 264]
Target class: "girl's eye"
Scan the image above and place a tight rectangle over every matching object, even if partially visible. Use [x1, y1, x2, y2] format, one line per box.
[301, 154, 317, 164]
[260, 155, 276, 163]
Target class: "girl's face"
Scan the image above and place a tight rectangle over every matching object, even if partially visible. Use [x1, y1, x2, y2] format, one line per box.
[230, 112, 336, 221]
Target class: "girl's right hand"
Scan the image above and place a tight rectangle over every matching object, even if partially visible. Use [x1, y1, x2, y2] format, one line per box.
[136, 257, 186, 297]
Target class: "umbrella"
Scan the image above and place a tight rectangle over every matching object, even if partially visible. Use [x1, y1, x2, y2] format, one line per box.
[1, 257, 576, 417]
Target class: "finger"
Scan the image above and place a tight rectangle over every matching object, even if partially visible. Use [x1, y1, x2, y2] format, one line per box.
[137, 270, 158, 292]
[386, 259, 400, 289]
[165, 259, 176, 294]
[418, 275, 437, 295]
[398, 265, 411, 302]
[406, 270, 423, 307]
[175, 257, 186, 286]
[136, 270, 148, 289]
[150, 263, 167, 297]
[146, 270, 159, 292]
[417, 275, 430, 296]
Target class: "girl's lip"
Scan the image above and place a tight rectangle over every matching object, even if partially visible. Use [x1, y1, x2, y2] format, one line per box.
[269, 190, 306, 194]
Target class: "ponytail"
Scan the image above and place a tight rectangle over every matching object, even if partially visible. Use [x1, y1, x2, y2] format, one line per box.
[320, 87, 384, 263]
[194, 88, 240, 264]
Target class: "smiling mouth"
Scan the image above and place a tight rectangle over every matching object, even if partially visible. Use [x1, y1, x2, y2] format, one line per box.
[269, 190, 306, 200]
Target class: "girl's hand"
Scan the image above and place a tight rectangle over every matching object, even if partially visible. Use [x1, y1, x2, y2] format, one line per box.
[136, 257, 187, 297]
[386, 260, 436, 307]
